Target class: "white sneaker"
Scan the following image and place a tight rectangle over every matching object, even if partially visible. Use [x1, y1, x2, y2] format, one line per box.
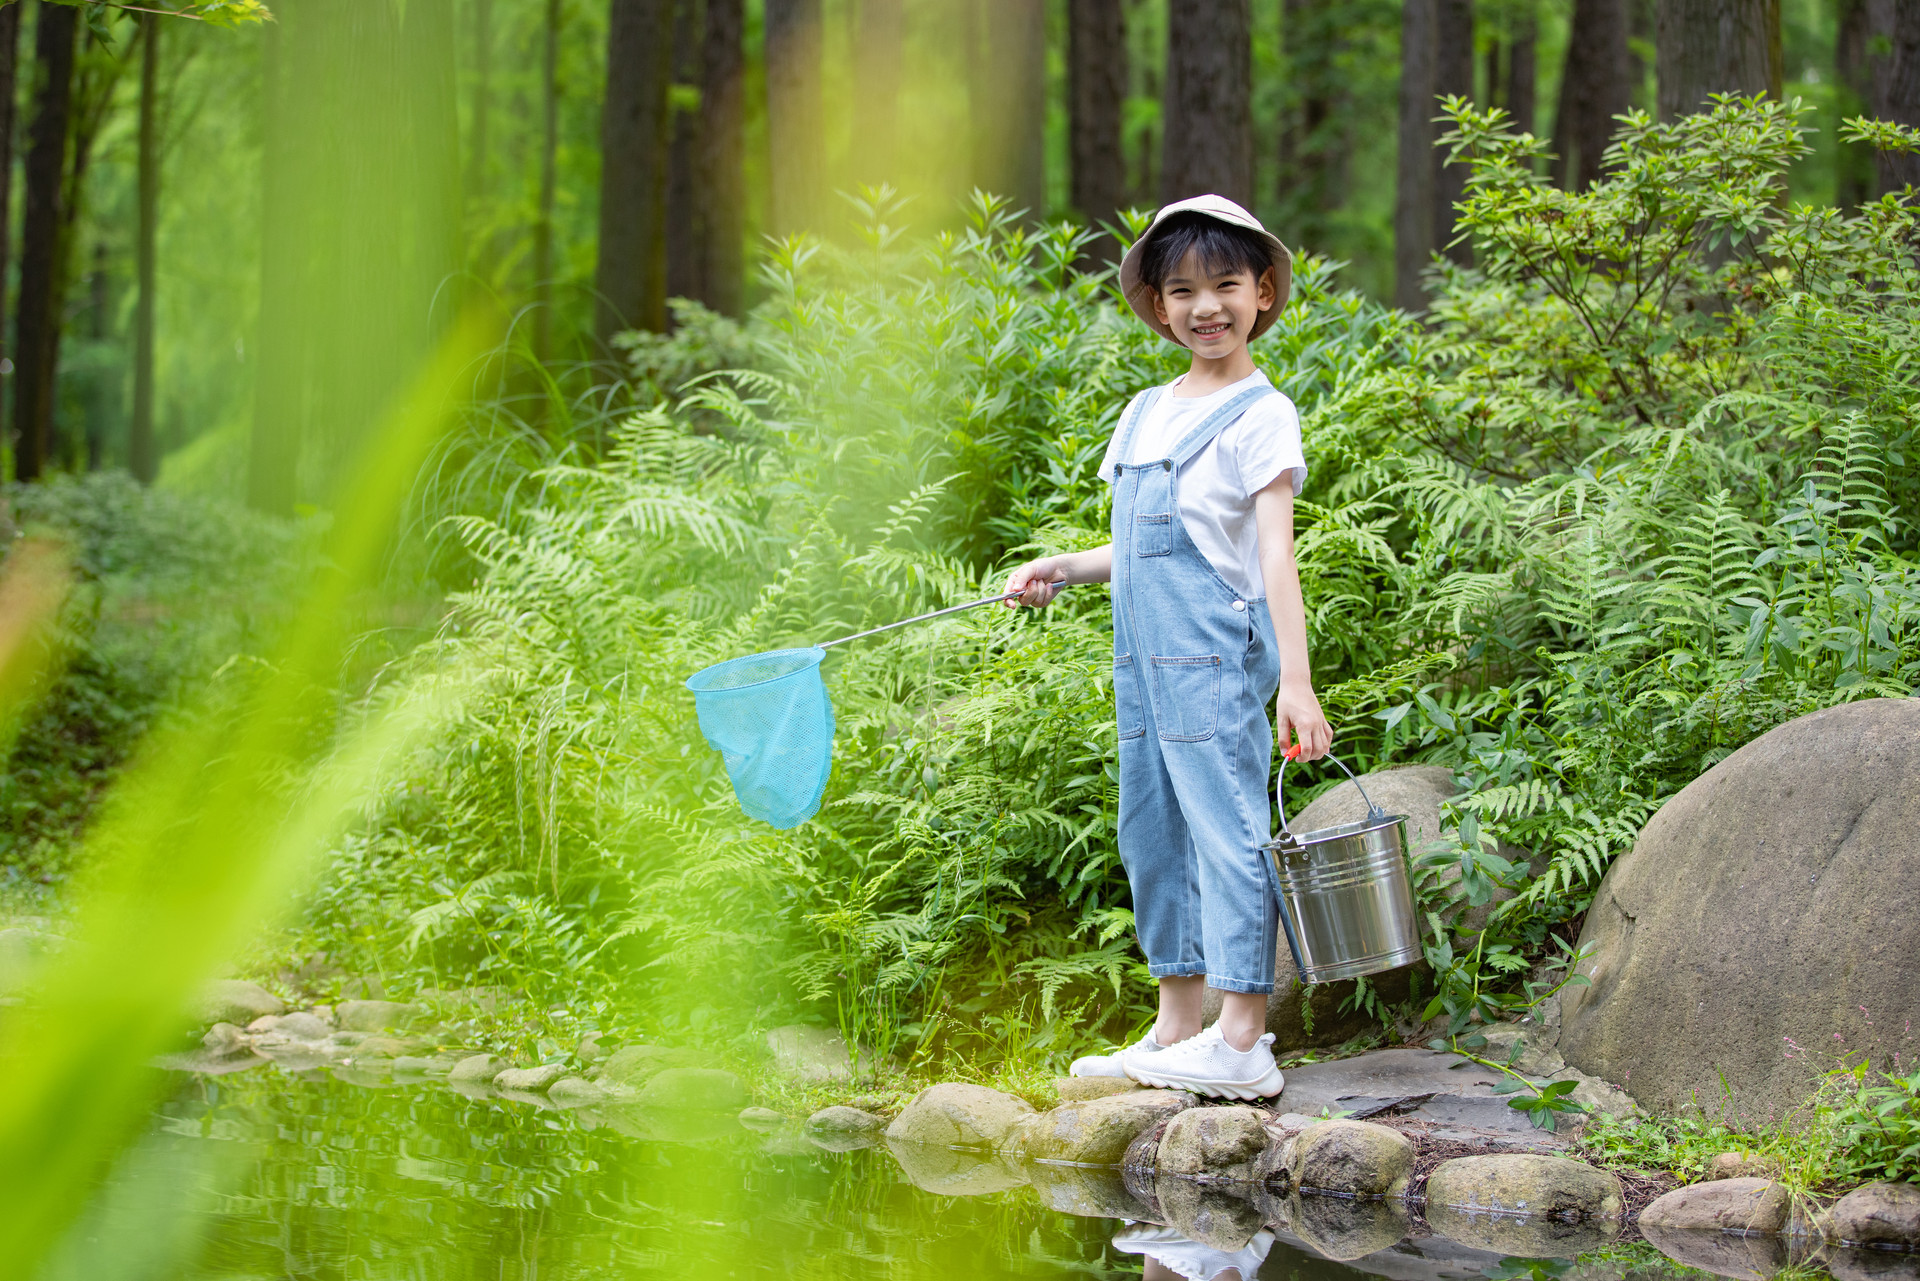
[1124, 1025, 1284, 1100]
[1111, 1224, 1274, 1281]
[1069, 1031, 1167, 1078]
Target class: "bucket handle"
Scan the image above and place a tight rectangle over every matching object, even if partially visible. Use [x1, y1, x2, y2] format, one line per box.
[1272, 746, 1387, 839]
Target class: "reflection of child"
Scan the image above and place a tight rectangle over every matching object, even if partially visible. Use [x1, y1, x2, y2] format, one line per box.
[1111, 1222, 1275, 1280]
[1003, 196, 1330, 1099]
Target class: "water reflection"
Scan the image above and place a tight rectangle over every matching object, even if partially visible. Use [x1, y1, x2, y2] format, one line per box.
[32, 1071, 1895, 1281]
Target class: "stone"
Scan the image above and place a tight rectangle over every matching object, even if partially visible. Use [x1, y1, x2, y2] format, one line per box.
[806, 1106, 888, 1134]
[1559, 700, 1920, 1121]
[577, 1032, 611, 1063]
[334, 1000, 419, 1033]
[350, 1035, 422, 1059]
[1706, 1151, 1782, 1181]
[391, 1055, 450, 1075]
[494, 1088, 558, 1111]
[1156, 1105, 1271, 1183]
[1054, 1076, 1142, 1102]
[1423, 1154, 1623, 1220]
[1288, 1119, 1416, 1198]
[1025, 1162, 1157, 1220]
[766, 1024, 854, 1083]
[1006, 1090, 1192, 1166]
[1827, 1245, 1920, 1281]
[1282, 1193, 1414, 1262]
[1422, 1203, 1617, 1258]
[1639, 1223, 1792, 1281]
[737, 1107, 786, 1128]
[884, 1082, 1034, 1150]
[1274, 1046, 1580, 1143]
[546, 1077, 606, 1108]
[201, 1022, 248, 1056]
[494, 1064, 566, 1093]
[250, 1011, 332, 1042]
[1830, 1181, 1920, 1249]
[634, 1067, 746, 1111]
[596, 1043, 702, 1087]
[885, 1137, 1029, 1196]
[1640, 1178, 1792, 1235]
[447, 1053, 510, 1085]
[1154, 1176, 1267, 1251]
[200, 980, 285, 1027]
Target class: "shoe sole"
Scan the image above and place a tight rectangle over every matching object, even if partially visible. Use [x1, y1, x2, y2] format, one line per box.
[1126, 1063, 1285, 1100]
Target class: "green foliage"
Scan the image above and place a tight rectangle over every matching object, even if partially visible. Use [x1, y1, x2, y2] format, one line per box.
[1822, 1063, 1920, 1184]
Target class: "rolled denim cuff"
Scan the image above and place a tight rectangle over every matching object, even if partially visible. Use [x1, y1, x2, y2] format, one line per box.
[1205, 976, 1274, 995]
[1147, 962, 1208, 979]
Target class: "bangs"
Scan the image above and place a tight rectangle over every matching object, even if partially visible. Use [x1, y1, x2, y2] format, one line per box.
[1137, 213, 1270, 290]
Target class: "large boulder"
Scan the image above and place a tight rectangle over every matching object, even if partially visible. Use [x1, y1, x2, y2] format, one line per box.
[200, 980, 284, 1027]
[1155, 1105, 1270, 1182]
[885, 1083, 1033, 1150]
[1203, 765, 1470, 1048]
[1640, 1178, 1792, 1235]
[1423, 1154, 1623, 1220]
[1005, 1089, 1191, 1166]
[1830, 1181, 1920, 1250]
[766, 1025, 853, 1083]
[1559, 700, 1920, 1120]
[1286, 1119, 1415, 1198]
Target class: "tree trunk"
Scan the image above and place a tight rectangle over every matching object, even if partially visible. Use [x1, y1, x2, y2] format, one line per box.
[1509, 1, 1536, 136]
[132, 10, 157, 485]
[1395, 0, 1436, 309]
[666, 0, 701, 304]
[1280, 0, 1347, 253]
[1835, 0, 1882, 207]
[471, 0, 491, 195]
[764, 0, 822, 233]
[1655, 0, 1780, 121]
[697, 0, 744, 314]
[983, 0, 1046, 217]
[1552, 0, 1631, 190]
[1162, 0, 1253, 205]
[852, 0, 903, 188]
[1871, 1, 1920, 192]
[250, 15, 297, 513]
[1432, 0, 1473, 264]
[533, 0, 560, 358]
[405, 0, 462, 324]
[0, 4, 21, 406]
[1069, 0, 1125, 257]
[12, 0, 77, 483]
[596, 0, 672, 343]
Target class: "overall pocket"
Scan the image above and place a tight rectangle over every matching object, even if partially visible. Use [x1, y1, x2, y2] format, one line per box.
[1114, 654, 1145, 740]
[1134, 512, 1172, 556]
[1150, 655, 1221, 741]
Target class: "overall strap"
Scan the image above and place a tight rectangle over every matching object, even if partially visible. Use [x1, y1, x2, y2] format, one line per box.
[1109, 386, 1167, 479]
[1166, 384, 1278, 469]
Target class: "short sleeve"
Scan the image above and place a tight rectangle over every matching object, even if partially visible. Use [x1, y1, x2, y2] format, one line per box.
[1100, 391, 1152, 486]
[1231, 393, 1307, 497]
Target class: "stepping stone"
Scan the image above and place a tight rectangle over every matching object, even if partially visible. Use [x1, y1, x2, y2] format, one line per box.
[1276, 1047, 1577, 1143]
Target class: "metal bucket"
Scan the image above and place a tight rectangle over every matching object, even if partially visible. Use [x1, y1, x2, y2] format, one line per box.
[1260, 752, 1422, 984]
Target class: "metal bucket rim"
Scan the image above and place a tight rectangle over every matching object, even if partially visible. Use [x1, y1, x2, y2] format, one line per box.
[1259, 812, 1409, 851]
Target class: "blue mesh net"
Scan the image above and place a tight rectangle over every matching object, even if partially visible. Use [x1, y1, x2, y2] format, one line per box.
[685, 647, 836, 829]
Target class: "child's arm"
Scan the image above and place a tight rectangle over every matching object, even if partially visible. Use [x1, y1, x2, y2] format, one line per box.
[1002, 545, 1113, 608]
[1254, 476, 1332, 760]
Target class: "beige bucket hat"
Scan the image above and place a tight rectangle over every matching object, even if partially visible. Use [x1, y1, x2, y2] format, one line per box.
[1119, 194, 1294, 345]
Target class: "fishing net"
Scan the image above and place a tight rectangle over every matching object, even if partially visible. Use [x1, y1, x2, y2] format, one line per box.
[685, 647, 836, 829]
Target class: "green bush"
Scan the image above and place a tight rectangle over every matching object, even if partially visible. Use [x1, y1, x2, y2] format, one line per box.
[291, 104, 1920, 1072]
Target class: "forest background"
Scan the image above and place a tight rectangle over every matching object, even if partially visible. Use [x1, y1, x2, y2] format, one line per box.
[0, 0, 1918, 1114]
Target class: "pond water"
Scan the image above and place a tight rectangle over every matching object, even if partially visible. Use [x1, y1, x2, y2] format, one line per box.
[36, 1070, 1852, 1281]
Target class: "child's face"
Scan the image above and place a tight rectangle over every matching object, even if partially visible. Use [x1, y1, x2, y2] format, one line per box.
[1150, 250, 1277, 359]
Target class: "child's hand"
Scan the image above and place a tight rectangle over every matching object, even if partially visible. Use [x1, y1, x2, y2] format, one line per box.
[1003, 557, 1069, 608]
[1276, 680, 1332, 761]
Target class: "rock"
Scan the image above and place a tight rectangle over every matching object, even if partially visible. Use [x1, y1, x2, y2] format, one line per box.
[1476, 1024, 1568, 1078]
[391, 1055, 452, 1075]
[200, 980, 284, 1027]
[884, 1082, 1034, 1150]
[201, 1022, 248, 1056]
[494, 1064, 566, 1093]
[350, 1035, 422, 1059]
[1155, 1177, 1267, 1251]
[1288, 1119, 1415, 1198]
[1827, 1245, 1920, 1281]
[1423, 1202, 1617, 1258]
[338, 976, 386, 1000]
[807, 1106, 888, 1134]
[596, 1043, 702, 1087]
[1054, 1076, 1142, 1102]
[1423, 1154, 1623, 1220]
[1274, 1046, 1580, 1144]
[1025, 1162, 1157, 1220]
[1706, 1151, 1782, 1181]
[248, 1011, 332, 1042]
[1282, 1193, 1414, 1262]
[1830, 1181, 1920, 1249]
[1007, 1090, 1192, 1166]
[1156, 1106, 1271, 1183]
[885, 1137, 1029, 1196]
[1559, 700, 1920, 1121]
[1639, 1222, 1792, 1281]
[737, 1107, 786, 1128]
[1640, 1178, 1792, 1235]
[447, 1053, 510, 1085]
[334, 1000, 419, 1033]
[766, 1024, 854, 1083]
[577, 1032, 611, 1063]
[546, 1077, 605, 1108]
[634, 1067, 746, 1111]
[495, 1088, 558, 1111]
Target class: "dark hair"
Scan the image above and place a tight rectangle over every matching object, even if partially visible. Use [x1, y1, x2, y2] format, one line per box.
[1137, 213, 1271, 291]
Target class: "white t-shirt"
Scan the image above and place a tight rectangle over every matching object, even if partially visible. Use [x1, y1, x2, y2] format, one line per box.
[1099, 370, 1307, 599]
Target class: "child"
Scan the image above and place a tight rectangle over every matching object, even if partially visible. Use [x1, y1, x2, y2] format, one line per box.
[1004, 194, 1331, 1100]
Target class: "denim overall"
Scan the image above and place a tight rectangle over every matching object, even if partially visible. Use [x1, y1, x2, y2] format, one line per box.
[1110, 384, 1283, 994]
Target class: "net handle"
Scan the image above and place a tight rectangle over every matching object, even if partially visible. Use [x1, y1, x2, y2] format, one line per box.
[816, 585, 1071, 650]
